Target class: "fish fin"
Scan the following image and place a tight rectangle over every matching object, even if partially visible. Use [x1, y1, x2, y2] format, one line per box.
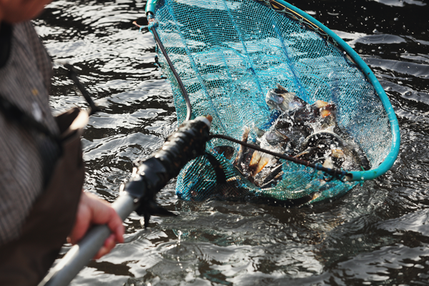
[249, 152, 270, 176]
[234, 127, 251, 166]
[276, 83, 288, 92]
[320, 109, 331, 118]
[322, 157, 334, 169]
[256, 155, 270, 174]
[249, 150, 261, 167]
[314, 100, 328, 108]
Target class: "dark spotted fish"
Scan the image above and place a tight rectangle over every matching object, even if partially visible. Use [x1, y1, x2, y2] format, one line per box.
[219, 84, 371, 189]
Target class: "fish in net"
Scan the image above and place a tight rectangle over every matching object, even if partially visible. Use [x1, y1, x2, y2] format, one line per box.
[144, 0, 400, 205]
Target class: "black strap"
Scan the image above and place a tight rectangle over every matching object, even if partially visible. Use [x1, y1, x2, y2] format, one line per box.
[0, 93, 62, 187]
[0, 22, 12, 68]
[0, 94, 60, 142]
[0, 61, 96, 187]
[64, 64, 99, 115]
[0, 62, 97, 142]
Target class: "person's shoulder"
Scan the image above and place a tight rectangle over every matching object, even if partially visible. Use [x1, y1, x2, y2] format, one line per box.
[12, 21, 37, 38]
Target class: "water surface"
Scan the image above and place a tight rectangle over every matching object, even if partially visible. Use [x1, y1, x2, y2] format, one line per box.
[36, 0, 429, 285]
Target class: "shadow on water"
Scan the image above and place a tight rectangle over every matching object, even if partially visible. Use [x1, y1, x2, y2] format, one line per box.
[35, 0, 429, 285]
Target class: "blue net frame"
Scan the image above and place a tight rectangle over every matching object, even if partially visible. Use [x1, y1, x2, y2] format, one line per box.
[145, 0, 400, 204]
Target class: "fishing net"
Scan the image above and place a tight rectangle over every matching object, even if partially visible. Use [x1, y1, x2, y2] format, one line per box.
[146, 0, 399, 204]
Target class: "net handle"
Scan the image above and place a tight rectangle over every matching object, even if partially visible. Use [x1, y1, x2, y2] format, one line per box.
[147, 12, 193, 121]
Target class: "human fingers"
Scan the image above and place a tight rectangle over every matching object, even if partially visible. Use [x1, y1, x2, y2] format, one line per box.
[83, 192, 124, 257]
[84, 192, 124, 243]
[93, 234, 116, 259]
[67, 193, 91, 244]
[106, 209, 125, 244]
[68, 192, 124, 244]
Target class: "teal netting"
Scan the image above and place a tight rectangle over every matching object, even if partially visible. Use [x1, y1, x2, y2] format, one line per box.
[149, 0, 393, 204]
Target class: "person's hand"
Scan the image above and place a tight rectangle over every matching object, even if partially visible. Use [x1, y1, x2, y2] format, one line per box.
[67, 192, 125, 259]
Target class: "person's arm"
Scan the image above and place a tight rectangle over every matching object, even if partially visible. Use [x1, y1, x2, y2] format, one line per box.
[67, 192, 124, 259]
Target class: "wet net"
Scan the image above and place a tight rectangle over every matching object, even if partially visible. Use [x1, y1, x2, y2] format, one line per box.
[146, 0, 399, 204]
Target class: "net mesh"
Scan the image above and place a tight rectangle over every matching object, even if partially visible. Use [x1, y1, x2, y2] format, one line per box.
[151, 0, 392, 204]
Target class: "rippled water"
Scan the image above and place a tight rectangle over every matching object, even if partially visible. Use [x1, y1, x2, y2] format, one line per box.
[36, 0, 429, 285]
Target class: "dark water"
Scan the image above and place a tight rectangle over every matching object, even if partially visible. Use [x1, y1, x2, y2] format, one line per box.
[36, 0, 429, 285]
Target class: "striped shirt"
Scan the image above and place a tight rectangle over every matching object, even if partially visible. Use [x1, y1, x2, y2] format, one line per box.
[0, 21, 60, 245]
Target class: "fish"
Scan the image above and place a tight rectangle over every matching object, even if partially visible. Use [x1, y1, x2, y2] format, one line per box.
[212, 84, 370, 189]
[229, 84, 370, 187]
[265, 84, 306, 112]
[231, 127, 277, 184]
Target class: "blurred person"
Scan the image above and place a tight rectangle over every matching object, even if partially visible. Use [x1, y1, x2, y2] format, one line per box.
[0, 1, 124, 285]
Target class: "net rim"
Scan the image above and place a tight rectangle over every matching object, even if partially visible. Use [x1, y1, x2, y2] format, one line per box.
[145, 0, 400, 181]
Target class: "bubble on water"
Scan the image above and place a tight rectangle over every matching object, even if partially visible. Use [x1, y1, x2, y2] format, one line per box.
[402, 90, 413, 97]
